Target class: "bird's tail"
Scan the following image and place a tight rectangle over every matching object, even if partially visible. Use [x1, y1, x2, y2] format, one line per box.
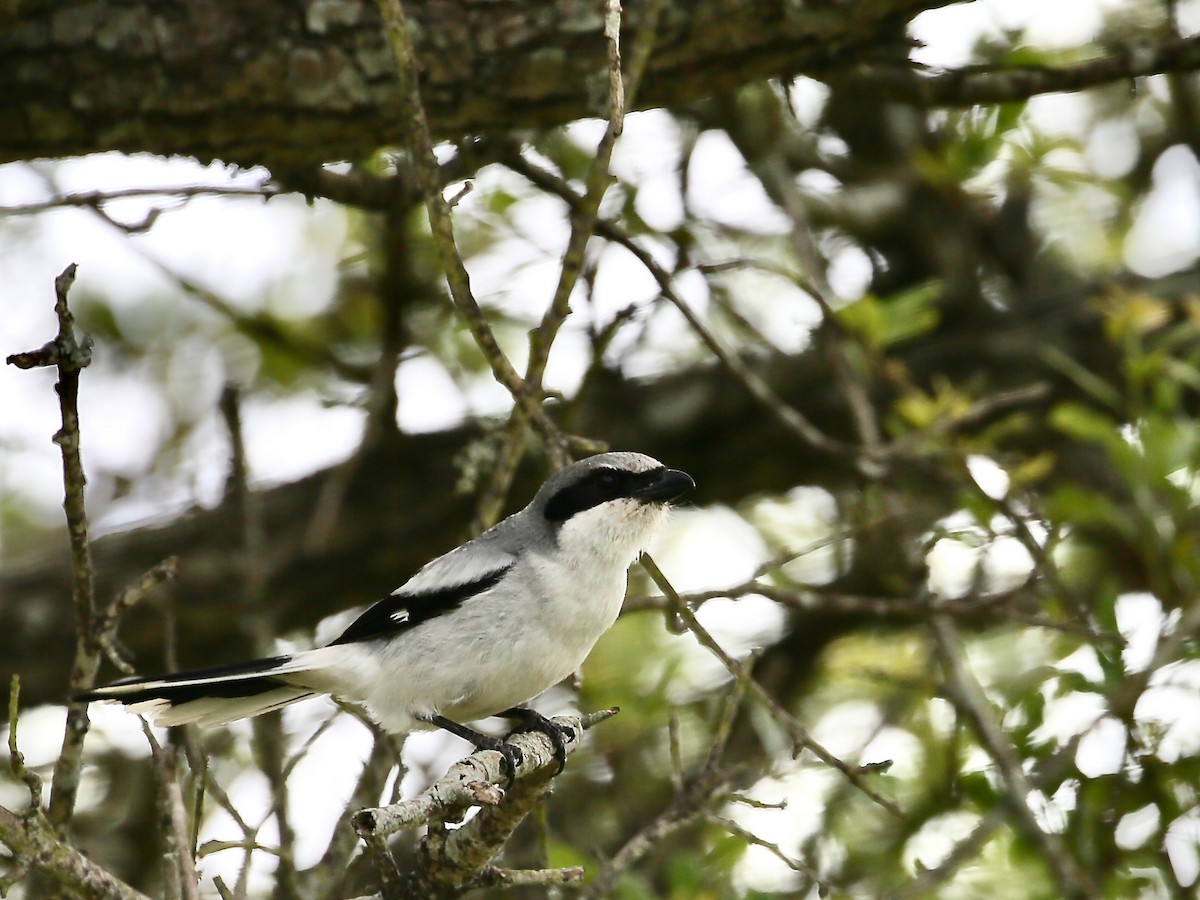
[76, 651, 331, 727]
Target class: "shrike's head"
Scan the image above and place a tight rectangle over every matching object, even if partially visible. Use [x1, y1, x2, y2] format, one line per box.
[532, 452, 695, 565]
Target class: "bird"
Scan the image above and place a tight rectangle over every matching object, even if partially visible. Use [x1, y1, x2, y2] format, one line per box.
[78, 451, 694, 780]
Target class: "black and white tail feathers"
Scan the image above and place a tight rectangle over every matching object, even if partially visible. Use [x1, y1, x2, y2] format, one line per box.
[75, 652, 327, 727]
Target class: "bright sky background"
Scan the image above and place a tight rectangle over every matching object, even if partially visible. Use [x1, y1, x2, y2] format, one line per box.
[4, 0, 1200, 894]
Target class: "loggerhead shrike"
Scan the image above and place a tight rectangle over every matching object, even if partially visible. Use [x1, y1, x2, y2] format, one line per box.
[79, 452, 694, 778]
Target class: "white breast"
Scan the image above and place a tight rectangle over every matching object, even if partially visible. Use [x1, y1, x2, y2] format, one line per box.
[325, 498, 671, 732]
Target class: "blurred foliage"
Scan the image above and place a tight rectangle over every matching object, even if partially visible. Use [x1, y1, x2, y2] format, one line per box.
[6, 2, 1200, 899]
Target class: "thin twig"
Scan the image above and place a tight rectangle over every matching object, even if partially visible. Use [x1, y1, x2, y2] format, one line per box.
[706, 650, 755, 770]
[0, 182, 283, 218]
[704, 812, 817, 878]
[219, 386, 302, 897]
[930, 615, 1094, 898]
[524, 0, 662, 399]
[745, 105, 887, 459]
[641, 554, 902, 816]
[373, 0, 563, 452]
[626, 578, 1119, 642]
[30, 172, 373, 384]
[579, 763, 736, 900]
[472, 0, 665, 522]
[7, 677, 44, 806]
[304, 194, 414, 551]
[310, 730, 403, 900]
[504, 153, 852, 458]
[180, 731, 255, 838]
[96, 556, 179, 674]
[888, 731, 1088, 899]
[668, 713, 685, 790]
[142, 725, 201, 900]
[7, 264, 101, 827]
[470, 421, 532, 532]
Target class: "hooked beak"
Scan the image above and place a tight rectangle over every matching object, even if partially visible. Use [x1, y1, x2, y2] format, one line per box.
[634, 468, 695, 504]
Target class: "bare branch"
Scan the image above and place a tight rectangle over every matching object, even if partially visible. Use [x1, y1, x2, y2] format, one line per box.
[473, 0, 667, 519]
[309, 728, 403, 900]
[849, 34, 1200, 108]
[472, 864, 585, 888]
[96, 557, 180, 675]
[373, 0, 563, 453]
[930, 615, 1094, 899]
[354, 710, 614, 840]
[143, 727, 201, 900]
[0, 182, 284, 219]
[580, 762, 736, 900]
[0, 805, 152, 900]
[888, 732, 1088, 899]
[626, 577, 1119, 643]
[6, 678, 44, 807]
[503, 149, 853, 458]
[524, 0, 663, 392]
[641, 555, 901, 816]
[6, 264, 104, 827]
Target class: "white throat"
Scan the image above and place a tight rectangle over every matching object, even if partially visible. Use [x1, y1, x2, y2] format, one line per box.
[554, 498, 670, 570]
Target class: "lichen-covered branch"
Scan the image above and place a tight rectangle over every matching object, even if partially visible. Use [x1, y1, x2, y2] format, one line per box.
[0, 0, 949, 168]
[353, 711, 613, 895]
[354, 711, 612, 839]
[0, 805, 151, 900]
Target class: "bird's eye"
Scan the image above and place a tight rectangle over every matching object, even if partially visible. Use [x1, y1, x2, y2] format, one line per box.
[597, 470, 620, 492]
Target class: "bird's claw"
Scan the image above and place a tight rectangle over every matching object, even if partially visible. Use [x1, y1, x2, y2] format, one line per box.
[494, 741, 523, 790]
[506, 712, 575, 776]
[467, 733, 523, 790]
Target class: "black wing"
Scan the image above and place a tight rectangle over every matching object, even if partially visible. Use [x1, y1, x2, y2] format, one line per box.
[328, 564, 512, 646]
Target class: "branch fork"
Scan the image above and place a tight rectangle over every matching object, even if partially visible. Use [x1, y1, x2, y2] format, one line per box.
[351, 710, 615, 896]
[354, 708, 617, 840]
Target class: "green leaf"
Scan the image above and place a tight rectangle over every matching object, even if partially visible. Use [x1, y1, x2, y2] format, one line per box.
[1048, 403, 1122, 450]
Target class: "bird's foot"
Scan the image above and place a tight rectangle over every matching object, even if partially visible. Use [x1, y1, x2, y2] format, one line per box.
[501, 707, 575, 776]
[423, 714, 523, 789]
[474, 733, 524, 789]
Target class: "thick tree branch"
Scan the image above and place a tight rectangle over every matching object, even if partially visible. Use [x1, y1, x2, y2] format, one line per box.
[0, 0, 945, 168]
[849, 33, 1200, 107]
[0, 805, 151, 900]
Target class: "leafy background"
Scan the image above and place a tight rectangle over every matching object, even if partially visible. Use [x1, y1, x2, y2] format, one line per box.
[4, 0, 1200, 897]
